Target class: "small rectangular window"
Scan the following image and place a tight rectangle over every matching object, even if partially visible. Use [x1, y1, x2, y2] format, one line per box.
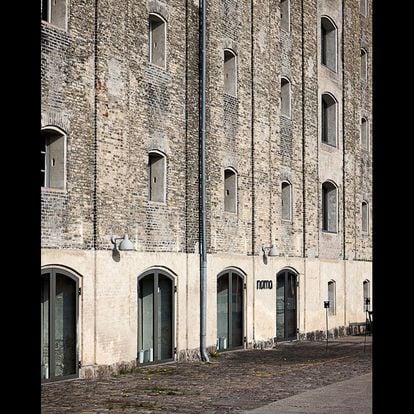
[361, 49, 368, 81]
[150, 15, 166, 68]
[361, 118, 368, 149]
[149, 153, 166, 202]
[328, 281, 336, 316]
[224, 169, 237, 213]
[362, 202, 368, 233]
[321, 17, 337, 71]
[322, 182, 337, 233]
[224, 50, 237, 96]
[281, 182, 291, 221]
[281, 78, 291, 118]
[42, 0, 67, 30]
[360, 0, 368, 16]
[363, 280, 370, 311]
[41, 129, 66, 190]
[280, 0, 290, 33]
[322, 94, 337, 147]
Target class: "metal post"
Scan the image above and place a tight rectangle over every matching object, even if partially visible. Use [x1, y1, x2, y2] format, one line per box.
[324, 301, 329, 351]
[364, 298, 370, 353]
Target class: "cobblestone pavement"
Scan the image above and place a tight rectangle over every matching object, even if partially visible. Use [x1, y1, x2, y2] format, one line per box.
[41, 336, 372, 413]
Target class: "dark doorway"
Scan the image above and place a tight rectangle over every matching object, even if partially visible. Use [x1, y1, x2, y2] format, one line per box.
[138, 271, 174, 363]
[217, 270, 244, 350]
[276, 270, 297, 340]
[41, 268, 79, 382]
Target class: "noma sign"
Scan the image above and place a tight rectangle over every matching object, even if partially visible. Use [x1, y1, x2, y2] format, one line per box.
[256, 280, 273, 290]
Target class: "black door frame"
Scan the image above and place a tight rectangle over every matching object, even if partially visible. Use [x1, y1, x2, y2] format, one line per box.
[217, 269, 245, 350]
[137, 269, 176, 364]
[276, 269, 298, 341]
[41, 267, 79, 383]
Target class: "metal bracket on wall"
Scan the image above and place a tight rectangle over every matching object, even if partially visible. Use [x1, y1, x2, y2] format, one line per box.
[78, 287, 82, 295]
[78, 361, 82, 369]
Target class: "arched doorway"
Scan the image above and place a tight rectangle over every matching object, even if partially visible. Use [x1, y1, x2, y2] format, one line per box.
[41, 268, 79, 382]
[217, 270, 244, 350]
[137, 270, 175, 364]
[276, 269, 298, 341]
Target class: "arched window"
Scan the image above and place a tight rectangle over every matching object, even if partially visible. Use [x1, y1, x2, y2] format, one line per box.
[321, 93, 337, 147]
[361, 117, 368, 149]
[363, 280, 370, 311]
[41, 268, 79, 382]
[360, 0, 368, 16]
[149, 14, 166, 68]
[280, 0, 290, 33]
[328, 280, 336, 316]
[321, 17, 337, 71]
[224, 168, 237, 213]
[361, 49, 368, 81]
[41, 127, 66, 189]
[42, 0, 67, 30]
[322, 181, 338, 233]
[148, 151, 166, 202]
[362, 200, 369, 233]
[224, 49, 237, 96]
[281, 77, 291, 118]
[281, 181, 292, 221]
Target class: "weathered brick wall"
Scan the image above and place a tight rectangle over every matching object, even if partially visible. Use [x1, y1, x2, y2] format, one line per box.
[41, 0, 96, 249]
[206, 0, 253, 255]
[41, 0, 372, 263]
[343, 0, 372, 261]
[83, 0, 190, 252]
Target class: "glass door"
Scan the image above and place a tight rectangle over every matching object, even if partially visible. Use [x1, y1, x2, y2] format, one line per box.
[217, 271, 244, 350]
[41, 269, 78, 382]
[138, 271, 174, 363]
[276, 270, 297, 340]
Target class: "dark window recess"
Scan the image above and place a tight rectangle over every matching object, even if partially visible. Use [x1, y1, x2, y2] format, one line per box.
[149, 153, 165, 202]
[322, 181, 337, 233]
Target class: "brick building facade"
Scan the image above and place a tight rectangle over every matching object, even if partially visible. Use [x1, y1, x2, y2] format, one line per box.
[41, 0, 372, 381]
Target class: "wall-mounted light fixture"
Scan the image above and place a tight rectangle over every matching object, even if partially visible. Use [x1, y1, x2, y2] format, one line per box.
[111, 234, 135, 251]
[261, 244, 278, 258]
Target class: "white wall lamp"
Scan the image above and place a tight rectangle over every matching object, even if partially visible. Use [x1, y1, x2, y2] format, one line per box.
[111, 234, 135, 251]
[261, 244, 278, 258]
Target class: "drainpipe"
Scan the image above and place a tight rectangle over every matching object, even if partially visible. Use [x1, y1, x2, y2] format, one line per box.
[93, 0, 99, 368]
[199, 0, 209, 362]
